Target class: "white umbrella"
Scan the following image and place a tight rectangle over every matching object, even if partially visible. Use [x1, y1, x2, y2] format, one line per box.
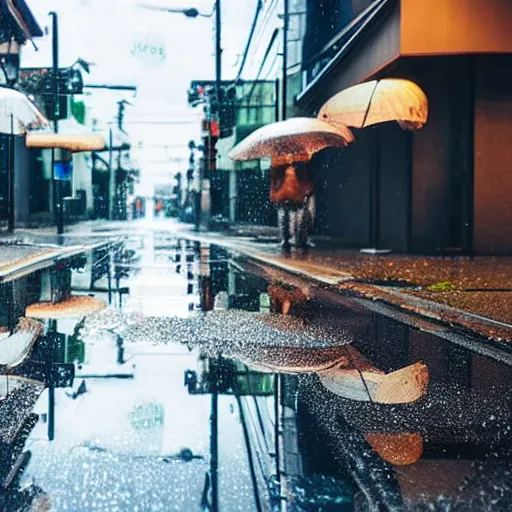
[0, 87, 49, 135]
[318, 79, 428, 130]
[228, 117, 354, 163]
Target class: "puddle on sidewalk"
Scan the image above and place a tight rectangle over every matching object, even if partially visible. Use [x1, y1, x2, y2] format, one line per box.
[0, 230, 512, 511]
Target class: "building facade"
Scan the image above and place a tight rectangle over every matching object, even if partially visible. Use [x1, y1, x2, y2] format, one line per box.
[219, 0, 512, 255]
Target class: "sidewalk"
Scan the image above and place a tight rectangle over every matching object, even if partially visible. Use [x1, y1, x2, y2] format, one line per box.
[0, 224, 123, 283]
[12, 219, 512, 344]
[187, 223, 512, 344]
[0, 243, 84, 283]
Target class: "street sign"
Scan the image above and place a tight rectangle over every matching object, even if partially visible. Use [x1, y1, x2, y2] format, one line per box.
[54, 161, 73, 181]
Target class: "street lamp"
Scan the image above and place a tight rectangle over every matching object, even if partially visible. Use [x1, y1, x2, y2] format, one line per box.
[136, 3, 213, 17]
[0, 39, 20, 88]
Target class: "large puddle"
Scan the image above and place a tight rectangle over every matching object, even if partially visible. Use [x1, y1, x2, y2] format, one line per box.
[1, 230, 512, 511]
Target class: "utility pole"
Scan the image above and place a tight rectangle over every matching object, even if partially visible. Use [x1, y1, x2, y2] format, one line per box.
[47, 11, 60, 441]
[281, 0, 288, 121]
[108, 100, 128, 221]
[215, 0, 221, 96]
[7, 114, 14, 233]
[49, 11, 64, 235]
[108, 128, 114, 220]
[204, 0, 221, 228]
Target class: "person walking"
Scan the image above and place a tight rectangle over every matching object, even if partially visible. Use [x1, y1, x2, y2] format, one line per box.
[269, 159, 314, 253]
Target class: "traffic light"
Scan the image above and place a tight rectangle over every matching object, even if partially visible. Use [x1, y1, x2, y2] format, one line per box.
[64, 68, 84, 94]
[219, 86, 236, 138]
[202, 135, 218, 172]
[42, 68, 85, 120]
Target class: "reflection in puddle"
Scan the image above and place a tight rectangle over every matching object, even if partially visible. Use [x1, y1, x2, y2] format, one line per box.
[0, 231, 511, 510]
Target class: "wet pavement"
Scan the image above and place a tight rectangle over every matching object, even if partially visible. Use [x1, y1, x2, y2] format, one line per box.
[1, 228, 512, 510]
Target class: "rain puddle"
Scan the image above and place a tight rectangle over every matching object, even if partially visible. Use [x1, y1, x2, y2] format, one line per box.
[1, 230, 512, 511]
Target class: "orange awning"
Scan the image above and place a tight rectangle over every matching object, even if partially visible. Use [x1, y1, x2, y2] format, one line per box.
[26, 133, 106, 152]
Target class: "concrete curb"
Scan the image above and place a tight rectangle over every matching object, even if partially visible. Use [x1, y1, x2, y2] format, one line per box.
[183, 230, 512, 349]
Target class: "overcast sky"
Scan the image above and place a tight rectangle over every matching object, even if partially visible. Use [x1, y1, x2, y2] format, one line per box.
[22, 0, 258, 179]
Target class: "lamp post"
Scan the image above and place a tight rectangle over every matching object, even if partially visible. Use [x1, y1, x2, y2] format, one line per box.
[0, 39, 20, 87]
[136, 3, 214, 18]
[0, 38, 20, 234]
[49, 11, 64, 235]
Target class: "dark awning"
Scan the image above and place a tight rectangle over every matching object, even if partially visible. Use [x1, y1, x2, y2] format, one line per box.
[297, 0, 396, 109]
[0, 0, 43, 44]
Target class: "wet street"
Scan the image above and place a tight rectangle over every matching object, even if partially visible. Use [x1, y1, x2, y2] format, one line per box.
[3, 228, 512, 511]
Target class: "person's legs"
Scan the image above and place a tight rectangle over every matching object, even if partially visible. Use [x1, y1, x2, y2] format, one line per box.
[278, 206, 291, 251]
[307, 195, 315, 235]
[295, 202, 309, 251]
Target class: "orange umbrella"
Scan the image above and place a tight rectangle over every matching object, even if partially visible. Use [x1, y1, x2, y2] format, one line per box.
[228, 117, 354, 163]
[318, 79, 428, 131]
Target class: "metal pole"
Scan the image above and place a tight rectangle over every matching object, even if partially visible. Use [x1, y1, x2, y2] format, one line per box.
[281, 0, 289, 121]
[47, 319, 57, 441]
[236, 396, 263, 512]
[108, 128, 115, 220]
[210, 390, 219, 512]
[49, 12, 63, 235]
[107, 248, 113, 305]
[274, 373, 281, 486]
[205, 0, 221, 227]
[7, 114, 14, 233]
[215, 0, 221, 94]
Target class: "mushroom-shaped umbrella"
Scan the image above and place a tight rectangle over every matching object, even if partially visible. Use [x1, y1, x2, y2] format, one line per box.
[318, 78, 428, 130]
[318, 79, 428, 253]
[0, 87, 49, 135]
[0, 317, 42, 367]
[228, 117, 354, 163]
[97, 309, 428, 404]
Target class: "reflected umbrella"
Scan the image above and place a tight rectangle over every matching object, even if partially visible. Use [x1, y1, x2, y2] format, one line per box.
[26, 295, 107, 319]
[318, 358, 428, 404]
[298, 377, 404, 511]
[0, 317, 42, 367]
[364, 432, 423, 466]
[82, 309, 429, 404]
[267, 282, 308, 315]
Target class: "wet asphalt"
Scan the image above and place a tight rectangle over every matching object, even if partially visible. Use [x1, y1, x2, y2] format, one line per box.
[3, 228, 512, 511]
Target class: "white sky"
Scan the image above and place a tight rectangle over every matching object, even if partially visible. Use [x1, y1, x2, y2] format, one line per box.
[22, 0, 258, 182]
